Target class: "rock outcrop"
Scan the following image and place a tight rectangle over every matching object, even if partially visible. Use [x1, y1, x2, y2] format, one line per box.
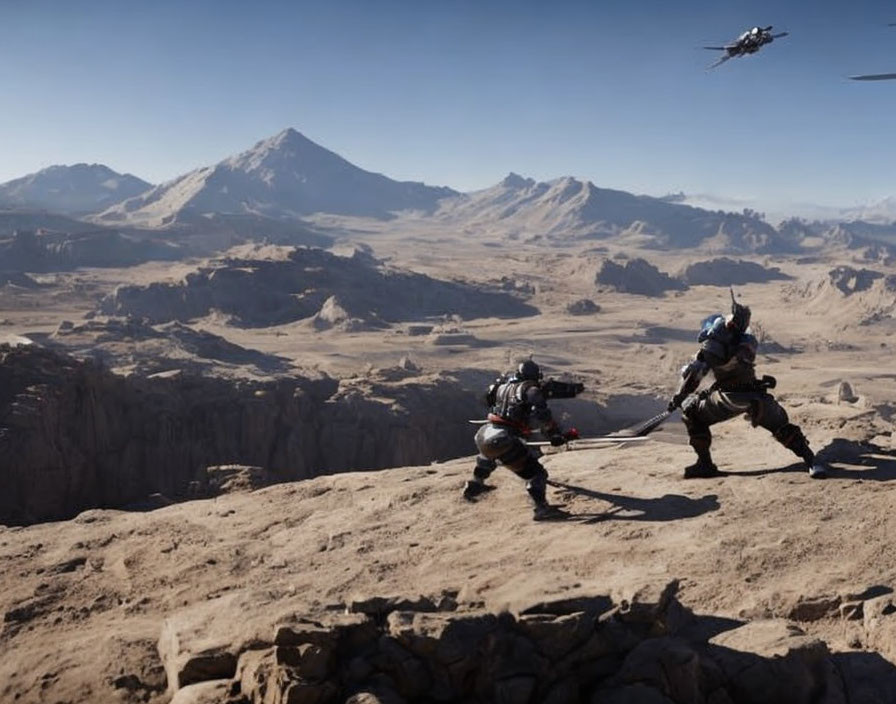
[45, 317, 292, 376]
[595, 259, 686, 297]
[828, 266, 893, 295]
[566, 298, 601, 316]
[0, 228, 182, 272]
[158, 583, 896, 704]
[681, 257, 791, 286]
[0, 344, 486, 524]
[99, 247, 538, 328]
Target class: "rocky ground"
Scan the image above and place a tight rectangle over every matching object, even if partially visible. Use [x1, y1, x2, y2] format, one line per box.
[4, 227, 896, 702]
[3, 415, 896, 702]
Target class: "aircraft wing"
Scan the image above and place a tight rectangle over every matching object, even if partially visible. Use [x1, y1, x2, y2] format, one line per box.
[702, 45, 730, 51]
[850, 73, 896, 81]
[771, 32, 789, 39]
[707, 53, 733, 69]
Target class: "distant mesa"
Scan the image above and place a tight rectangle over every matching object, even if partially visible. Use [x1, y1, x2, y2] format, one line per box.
[681, 257, 792, 286]
[595, 258, 687, 296]
[0, 163, 151, 215]
[95, 128, 458, 227]
[98, 246, 538, 328]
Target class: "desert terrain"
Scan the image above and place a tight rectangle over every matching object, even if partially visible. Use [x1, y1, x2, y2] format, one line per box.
[4, 131, 896, 703]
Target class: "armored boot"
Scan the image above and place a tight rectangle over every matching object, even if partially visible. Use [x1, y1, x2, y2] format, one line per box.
[525, 464, 567, 521]
[683, 429, 720, 479]
[462, 478, 495, 501]
[462, 458, 497, 501]
[683, 455, 720, 479]
[774, 424, 825, 478]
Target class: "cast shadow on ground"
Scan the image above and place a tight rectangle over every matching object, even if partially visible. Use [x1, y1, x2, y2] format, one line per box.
[546, 479, 719, 524]
[719, 461, 806, 478]
[726, 437, 896, 481]
[816, 437, 896, 481]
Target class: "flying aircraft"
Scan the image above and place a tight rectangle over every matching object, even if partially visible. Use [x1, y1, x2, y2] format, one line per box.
[704, 25, 789, 69]
[849, 24, 896, 81]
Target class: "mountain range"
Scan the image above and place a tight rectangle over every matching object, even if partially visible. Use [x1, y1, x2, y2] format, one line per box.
[0, 163, 151, 215]
[1, 128, 894, 253]
[94, 128, 457, 227]
[435, 172, 786, 250]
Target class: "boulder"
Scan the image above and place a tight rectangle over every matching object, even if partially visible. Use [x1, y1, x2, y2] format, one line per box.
[566, 298, 601, 315]
[169, 679, 233, 704]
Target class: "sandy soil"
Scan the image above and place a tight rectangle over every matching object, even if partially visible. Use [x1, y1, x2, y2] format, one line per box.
[3, 225, 896, 702]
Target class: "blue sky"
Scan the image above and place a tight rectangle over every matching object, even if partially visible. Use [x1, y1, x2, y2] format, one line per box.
[1, 0, 895, 216]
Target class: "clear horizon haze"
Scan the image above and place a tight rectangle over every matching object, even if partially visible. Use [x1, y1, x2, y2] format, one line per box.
[2, 0, 895, 219]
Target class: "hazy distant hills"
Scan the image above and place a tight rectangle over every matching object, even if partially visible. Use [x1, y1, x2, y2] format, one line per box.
[0, 164, 151, 215]
[436, 173, 789, 252]
[842, 196, 896, 225]
[95, 128, 458, 227]
[3, 128, 894, 255]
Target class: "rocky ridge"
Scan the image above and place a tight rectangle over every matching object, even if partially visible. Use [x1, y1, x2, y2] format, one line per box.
[0, 227, 182, 272]
[96, 129, 457, 227]
[98, 246, 538, 328]
[0, 163, 151, 215]
[158, 580, 896, 704]
[435, 173, 790, 252]
[785, 265, 896, 327]
[0, 344, 487, 524]
[680, 258, 791, 286]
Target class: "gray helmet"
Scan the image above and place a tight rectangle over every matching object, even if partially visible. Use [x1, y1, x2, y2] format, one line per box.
[517, 359, 542, 381]
[728, 287, 751, 332]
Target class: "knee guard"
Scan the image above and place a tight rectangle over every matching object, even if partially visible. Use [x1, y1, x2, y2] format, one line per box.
[497, 440, 529, 468]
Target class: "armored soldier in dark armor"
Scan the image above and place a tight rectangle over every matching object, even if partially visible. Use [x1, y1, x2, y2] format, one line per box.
[668, 290, 825, 479]
[464, 359, 582, 520]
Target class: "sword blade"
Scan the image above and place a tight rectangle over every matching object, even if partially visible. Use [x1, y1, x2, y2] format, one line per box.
[526, 436, 648, 448]
[609, 409, 674, 438]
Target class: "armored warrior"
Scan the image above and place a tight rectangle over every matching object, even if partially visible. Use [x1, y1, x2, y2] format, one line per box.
[667, 290, 824, 479]
[463, 359, 582, 520]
